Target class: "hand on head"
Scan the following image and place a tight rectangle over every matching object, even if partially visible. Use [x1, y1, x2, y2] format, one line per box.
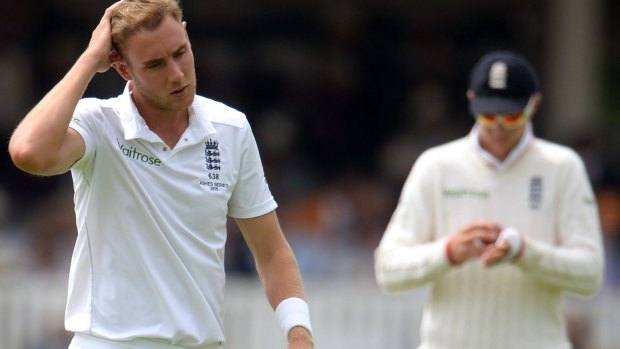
[84, 0, 126, 73]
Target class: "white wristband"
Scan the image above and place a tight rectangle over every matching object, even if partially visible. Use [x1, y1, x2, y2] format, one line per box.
[496, 227, 522, 262]
[275, 297, 312, 337]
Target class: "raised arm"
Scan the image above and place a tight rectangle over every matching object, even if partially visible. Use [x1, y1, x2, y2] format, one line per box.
[8, 1, 124, 176]
[235, 210, 313, 349]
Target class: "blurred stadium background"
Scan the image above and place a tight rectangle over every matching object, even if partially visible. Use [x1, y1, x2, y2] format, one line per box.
[1, 0, 620, 348]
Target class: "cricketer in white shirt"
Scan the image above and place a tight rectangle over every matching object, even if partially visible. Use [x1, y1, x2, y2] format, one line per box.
[375, 123, 604, 349]
[64, 83, 277, 347]
[8, 2, 312, 348]
[375, 49, 604, 349]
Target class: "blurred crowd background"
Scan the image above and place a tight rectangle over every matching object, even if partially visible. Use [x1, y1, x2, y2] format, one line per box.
[1, 0, 620, 348]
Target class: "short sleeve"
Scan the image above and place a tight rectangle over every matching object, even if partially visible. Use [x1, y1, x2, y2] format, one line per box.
[69, 98, 100, 170]
[227, 121, 278, 218]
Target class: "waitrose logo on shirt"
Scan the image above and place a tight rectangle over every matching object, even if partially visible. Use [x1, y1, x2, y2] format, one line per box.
[117, 140, 162, 167]
[443, 188, 489, 199]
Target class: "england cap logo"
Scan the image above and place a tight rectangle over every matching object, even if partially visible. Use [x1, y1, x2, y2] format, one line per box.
[468, 50, 540, 115]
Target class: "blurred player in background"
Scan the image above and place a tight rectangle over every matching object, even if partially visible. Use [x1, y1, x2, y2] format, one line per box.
[374, 50, 604, 349]
[8, 1, 313, 348]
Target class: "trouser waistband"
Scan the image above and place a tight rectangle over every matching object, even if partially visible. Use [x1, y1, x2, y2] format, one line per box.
[69, 333, 223, 349]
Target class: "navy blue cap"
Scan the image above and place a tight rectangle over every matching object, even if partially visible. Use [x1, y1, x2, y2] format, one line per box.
[468, 51, 540, 115]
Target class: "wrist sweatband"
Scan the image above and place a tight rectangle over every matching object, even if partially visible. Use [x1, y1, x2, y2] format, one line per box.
[275, 297, 312, 337]
[496, 227, 522, 262]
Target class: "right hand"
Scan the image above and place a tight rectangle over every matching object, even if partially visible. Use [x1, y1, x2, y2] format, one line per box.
[447, 221, 502, 265]
[83, 0, 125, 73]
[288, 326, 313, 349]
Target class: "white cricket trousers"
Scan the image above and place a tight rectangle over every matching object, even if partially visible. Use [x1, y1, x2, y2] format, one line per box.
[69, 333, 223, 349]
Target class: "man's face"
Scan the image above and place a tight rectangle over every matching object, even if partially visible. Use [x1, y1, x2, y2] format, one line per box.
[119, 15, 196, 113]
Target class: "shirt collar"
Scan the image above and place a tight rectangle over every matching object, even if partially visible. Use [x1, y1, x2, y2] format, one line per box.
[108, 82, 217, 142]
[469, 122, 533, 172]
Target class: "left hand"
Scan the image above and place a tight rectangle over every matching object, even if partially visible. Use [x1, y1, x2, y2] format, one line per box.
[288, 326, 313, 349]
[480, 227, 524, 267]
[480, 240, 511, 267]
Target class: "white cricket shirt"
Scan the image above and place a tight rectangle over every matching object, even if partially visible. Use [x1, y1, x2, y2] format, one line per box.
[66, 84, 277, 347]
[375, 124, 604, 349]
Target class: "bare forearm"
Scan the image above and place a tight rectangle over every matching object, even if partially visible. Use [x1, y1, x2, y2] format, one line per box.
[9, 53, 98, 174]
[257, 245, 306, 309]
[236, 212, 307, 307]
[257, 247, 313, 348]
[9, 1, 120, 175]
[235, 212, 313, 347]
[11, 53, 97, 150]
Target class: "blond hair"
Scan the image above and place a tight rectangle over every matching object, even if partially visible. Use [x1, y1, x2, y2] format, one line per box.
[111, 0, 183, 54]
